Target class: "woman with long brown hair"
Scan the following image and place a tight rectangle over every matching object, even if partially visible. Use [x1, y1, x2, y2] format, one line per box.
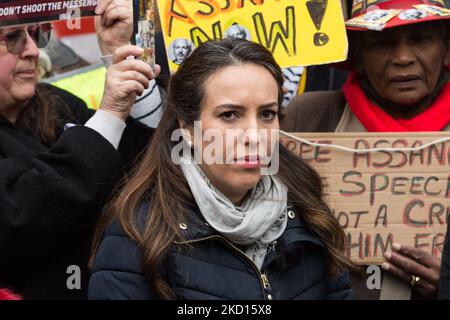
[89, 39, 354, 300]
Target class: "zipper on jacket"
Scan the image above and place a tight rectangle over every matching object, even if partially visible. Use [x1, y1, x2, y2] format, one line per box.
[261, 273, 273, 300]
[175, 235, 273, 300]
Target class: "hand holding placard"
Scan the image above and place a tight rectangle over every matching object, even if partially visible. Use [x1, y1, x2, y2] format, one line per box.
[100, 45, 160, 121]
[95, 0, 133, 56]
[383, 243, 440, 298]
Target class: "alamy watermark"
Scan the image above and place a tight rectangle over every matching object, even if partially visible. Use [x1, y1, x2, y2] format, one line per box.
[63, 7, 81, 30]
[170, 121, 280, 175]
[366, 265, 381, 290]
[66, 265, 81, 290]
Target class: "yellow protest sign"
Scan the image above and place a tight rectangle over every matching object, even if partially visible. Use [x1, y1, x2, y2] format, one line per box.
[157, 0, 347, 71]
[281, 132, 449, 264]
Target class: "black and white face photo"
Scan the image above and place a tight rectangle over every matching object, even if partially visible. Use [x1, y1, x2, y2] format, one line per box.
[363, 10, 389, 22]
[224, 24, 251, 41]
[398, 9, 427, 20]
[169, 38, 194, 65]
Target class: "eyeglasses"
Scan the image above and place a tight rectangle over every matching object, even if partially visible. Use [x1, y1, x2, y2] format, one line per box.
[0, 23, 52, 55]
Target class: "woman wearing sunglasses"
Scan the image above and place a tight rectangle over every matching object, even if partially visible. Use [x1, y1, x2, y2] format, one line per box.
[0, 3, 160, 300]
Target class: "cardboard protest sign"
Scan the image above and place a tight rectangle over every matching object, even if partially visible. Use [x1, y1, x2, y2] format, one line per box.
[0, 0, 99, 27]
[281, 132, 449, 264]
[157, 0, 347, 72]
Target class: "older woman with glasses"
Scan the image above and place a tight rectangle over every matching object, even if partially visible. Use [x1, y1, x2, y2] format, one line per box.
[0, 23, 52, 55]
[0, 1, 159, 299]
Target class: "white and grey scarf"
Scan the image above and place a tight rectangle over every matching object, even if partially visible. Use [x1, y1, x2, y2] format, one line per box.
[180, 155, 288, 270]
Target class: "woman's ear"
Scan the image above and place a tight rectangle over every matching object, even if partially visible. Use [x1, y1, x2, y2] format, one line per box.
[178, 119, 186, 130]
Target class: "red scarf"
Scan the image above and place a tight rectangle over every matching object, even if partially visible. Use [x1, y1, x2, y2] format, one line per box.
[342, 71, 450, 132]
[0, 288, 21, 300]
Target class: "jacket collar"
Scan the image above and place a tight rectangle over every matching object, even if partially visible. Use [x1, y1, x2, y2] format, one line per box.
[177, 204, 326, 250]
[134, 200, 328, 272]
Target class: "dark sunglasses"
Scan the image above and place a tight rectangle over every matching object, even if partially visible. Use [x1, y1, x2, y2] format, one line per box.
[0, 23, 52, 55]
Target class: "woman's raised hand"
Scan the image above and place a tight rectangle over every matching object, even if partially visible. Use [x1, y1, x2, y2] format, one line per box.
[99, 45, 161, 121]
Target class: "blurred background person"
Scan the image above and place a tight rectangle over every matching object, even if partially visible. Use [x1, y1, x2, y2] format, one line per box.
[282, 0, 450, 299]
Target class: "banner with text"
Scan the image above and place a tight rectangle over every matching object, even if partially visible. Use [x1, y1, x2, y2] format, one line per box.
[282, 132, 449, 264]
[0, 0, 98, 27]
[157, 0, 347, 72]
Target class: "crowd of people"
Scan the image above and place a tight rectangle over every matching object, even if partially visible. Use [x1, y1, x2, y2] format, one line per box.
[0, 0, 449, 300]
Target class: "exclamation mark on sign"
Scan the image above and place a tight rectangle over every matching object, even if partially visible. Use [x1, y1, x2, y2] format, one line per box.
[306, 0, 329, 46]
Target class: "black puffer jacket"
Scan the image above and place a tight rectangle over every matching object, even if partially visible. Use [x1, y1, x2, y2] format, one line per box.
[89, 203, 353, 300]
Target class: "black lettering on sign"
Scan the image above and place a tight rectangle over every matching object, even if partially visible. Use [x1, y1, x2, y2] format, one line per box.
[370, 173, 389, 206]
[372, 139, 392, 168]
[306, 0, 329, 46]
[190, 20, 223, 46]
[166, 0, 194, 37]
[374, 204, 388, 227]
[409, 140, 424, 166]
[353, 139, 370, 168]
[374, 233, 393, 257]
[403, 199, 427, 227]
[340, 171, 365, 196]
[253, 6, 296, 56]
